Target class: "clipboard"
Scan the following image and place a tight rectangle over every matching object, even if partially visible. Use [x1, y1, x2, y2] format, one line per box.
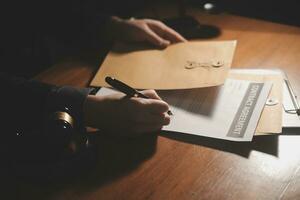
[282, 73, 300, 128]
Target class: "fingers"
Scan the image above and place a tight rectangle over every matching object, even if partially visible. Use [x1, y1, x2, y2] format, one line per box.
[128, 113, 170, 134]
[127, 92, 171, 126]
[147, 20, 187, 43]
[133, 90, 170, 117]
[116, 112, 169, 135]
[112, 101, 170, 135]
[143, 26, 171, 48]
[134, 111, 171, 125]
[112, 17, 186, 47]
[140, 89, 162, 100]
[136, 98, 169, 114]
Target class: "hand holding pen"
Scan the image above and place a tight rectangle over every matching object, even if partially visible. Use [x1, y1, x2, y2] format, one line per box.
[83, 77, 171, 135]
[105, 76, 173, 115]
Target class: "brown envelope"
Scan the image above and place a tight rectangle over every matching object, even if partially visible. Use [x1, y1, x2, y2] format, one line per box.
[90, 41, 237, 89]
[229, 70, 283, 135]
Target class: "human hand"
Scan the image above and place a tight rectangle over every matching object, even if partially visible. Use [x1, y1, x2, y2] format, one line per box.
[108, 16, 187, 48]
[83, 90, 171, 136]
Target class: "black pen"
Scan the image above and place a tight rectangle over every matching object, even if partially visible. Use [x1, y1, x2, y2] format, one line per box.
[105, 76, 173, 115]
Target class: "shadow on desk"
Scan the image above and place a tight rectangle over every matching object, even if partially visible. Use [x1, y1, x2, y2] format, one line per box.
[161, 131, 279, 158]
[44, 133, 157, 197]
[81, 133, 157, 186]
[65, 133, 157, 193]
[2, 133, 157, 200]
[163, 16, 222, 40]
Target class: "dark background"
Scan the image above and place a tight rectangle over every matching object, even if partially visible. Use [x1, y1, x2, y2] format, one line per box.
[2, 0, 298, 78]
[101, 0, 300, 27]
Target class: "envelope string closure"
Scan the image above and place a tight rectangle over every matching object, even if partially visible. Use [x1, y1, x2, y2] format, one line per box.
[184, 60, 224, 69]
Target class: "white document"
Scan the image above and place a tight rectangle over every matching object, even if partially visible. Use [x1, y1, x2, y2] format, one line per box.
[96, 79, 272, 142]
[159, 79, 272, 141]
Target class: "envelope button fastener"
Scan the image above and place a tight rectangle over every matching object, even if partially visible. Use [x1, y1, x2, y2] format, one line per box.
[266, 98, 279, 106]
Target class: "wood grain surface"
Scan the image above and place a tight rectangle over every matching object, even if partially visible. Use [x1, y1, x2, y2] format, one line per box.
[13, 4, 300, 200]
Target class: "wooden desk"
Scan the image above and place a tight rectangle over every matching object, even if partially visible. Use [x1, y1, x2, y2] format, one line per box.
[22, 5, 300, 200]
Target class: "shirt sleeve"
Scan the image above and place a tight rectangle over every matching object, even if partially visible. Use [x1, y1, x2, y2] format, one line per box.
[0, 73, 90, 163]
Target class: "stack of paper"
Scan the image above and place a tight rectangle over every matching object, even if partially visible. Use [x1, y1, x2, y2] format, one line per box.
[98, 80, 272, 141]
[92, 41, 287, 142]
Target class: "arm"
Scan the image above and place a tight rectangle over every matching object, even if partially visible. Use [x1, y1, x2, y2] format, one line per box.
[34, 0, 186, 48]
[0, 73, 90, 162]
[0, 74, 170, 162]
